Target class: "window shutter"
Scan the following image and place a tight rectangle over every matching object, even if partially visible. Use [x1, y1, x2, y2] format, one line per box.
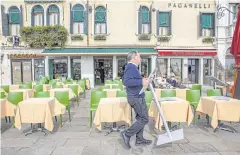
[156, 10, 159, 35]
[58, 10, 60, 25]
[42, 9, 44, 26]
[199, 12, 202, 37]
[149, 5, 152, 34]
[70, 3, 73, 34]
[105, 4, 107, 34]
[20, 5, 23, 28]
[212, 13, 215, 36]
[84, 4, 88, 35]
[94, 4, 96, 34]
[31, 10, 34, 26]
[47, 8, 49, 25]
[168, 11, 172, 35]
[1, 5, 9, 36]
[138, 5, 142, 34]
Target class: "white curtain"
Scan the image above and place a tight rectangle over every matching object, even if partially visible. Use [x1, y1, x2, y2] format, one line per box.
[159, 27, 168, 36]
[73, 22, 84, 34]
[10, 24, 20, 35]
[49, 13, 58, 26]
[142, 24, 149, 34]
[34, 14, 43, 26]
[95, 23, 106, 34]
[202, 28, 211, 37]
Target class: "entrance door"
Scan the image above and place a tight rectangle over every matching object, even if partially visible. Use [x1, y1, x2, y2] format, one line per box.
[94, 58, 113, 85]
[11, 60, 32, 84]
[188, 59, 199, 84]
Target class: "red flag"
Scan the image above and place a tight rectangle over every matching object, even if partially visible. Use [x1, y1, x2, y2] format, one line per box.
[230, 5, 240, 67]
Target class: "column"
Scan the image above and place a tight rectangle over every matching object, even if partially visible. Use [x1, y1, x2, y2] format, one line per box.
[112, 56, 117, 79]
[182, 58, 188, 83]
[81, 56, 94, 88]
[200, 58, 204, 85]
[211, 58, 215, 77]
[32, 59, 35, 81]
[167, 58, 170, 77]
[67, 56, 71, 78]
[45, 56, 49, 77]
[151, 55, 156, 71]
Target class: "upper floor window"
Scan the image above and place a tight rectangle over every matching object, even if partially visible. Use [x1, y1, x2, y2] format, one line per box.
[32, 5, 44, 26]
[157, 11, 172, 36]
[47, 5, 59, 26]
[9, 6, 21, 35]
[72, 4, 84, 34]
[95, 6, 107, 34]
[138, 6, 151, 34]
[200, 13, 215, 37]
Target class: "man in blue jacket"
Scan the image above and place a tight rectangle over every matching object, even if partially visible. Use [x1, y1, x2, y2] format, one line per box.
[120, 51, 152, 149]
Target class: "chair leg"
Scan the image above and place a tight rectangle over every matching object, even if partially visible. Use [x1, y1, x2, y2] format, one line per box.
[206, 115, 209, 125]
[8, 116, 11, 123]
[68, 107, 71, 122]
[193, 109, 197, 125]
[60, 114, 63, 127]
[77, 95, 79, 106]
[12, 117, 15, 128]
[55, 116, 57, 122]
[5, 117, 8, 123]
[90, 111, 92, 127]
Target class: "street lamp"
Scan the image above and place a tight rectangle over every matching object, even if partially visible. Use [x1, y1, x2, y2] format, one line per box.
[216, 4, 237, 19]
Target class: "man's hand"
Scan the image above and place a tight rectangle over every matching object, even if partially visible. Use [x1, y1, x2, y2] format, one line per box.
[142, 78, 149, 86]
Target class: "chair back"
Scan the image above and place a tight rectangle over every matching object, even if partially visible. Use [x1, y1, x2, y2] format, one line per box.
[49, 80, 57, 85]
[0, 92, 5, 99]
[105, 80, 113, 84]
[161, 89, 176, 97]
[7, 92, 23, 105]
[186, 90, 201, 108]
[54, 91, 69, 106]
[78, 80, 86, 91]
[34, 85, 43, 92]
[103, 85, 110, 89]
[116, 91, 127, 97]
[90, 91, 107, 107]
[24, 82, 32, 89]
[52, 85, 63, 88]
[34, 91, 50, 98]
[191, 84, 202, 95]
[19, 84, 31, 89]
[113, 80, 122, 85]
[207, 89, 222, 96]
[68, 85, 78, 96]
[112, 85, 122, 90]
[0, 85, 9, 93]
[145, 91, 153, 109]
[66, 81, 73, 84]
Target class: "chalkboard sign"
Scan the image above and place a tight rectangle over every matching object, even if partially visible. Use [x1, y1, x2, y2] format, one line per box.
[233, 70, 240, 100]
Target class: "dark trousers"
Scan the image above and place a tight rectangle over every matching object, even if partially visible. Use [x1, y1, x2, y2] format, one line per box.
[125, 98, 149, 140]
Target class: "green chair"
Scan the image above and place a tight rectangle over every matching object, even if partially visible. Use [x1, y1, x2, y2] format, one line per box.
[38, 80, 46, 85]
[34, 91, 50, 98]
[7, 92, 23, 126]
[19, 84, 31, 89]
[78, 80, 86, 98]
[105, 80, 113, 84]
[62, 79, 67, 84]
[145, 91, 153, 110]
[90, 91, 107, 127]
[66, 81, 73, 84]
[103, 85, 110, 89]
[207, 89, 222, 96]
[0, 92, 5, 99]
[1, 85, 9, 93]
[192, 84, 202, 96]
[113, 80, 122, 85]
[55, 91, 71, 127]
[49, 80, 57, 86]
[161, 89, 176, 97]
[52, 85, 63, 88]
[186, 90, 201, 124]
[34, 85, 43, 92]
[112, 85, 122, 90]
[116, 90, 127, 97]
[16, 82, 23, 84]
[68, 84, 79, 106]
[24, 82, 32, 89]
[115, 77, 121, 80]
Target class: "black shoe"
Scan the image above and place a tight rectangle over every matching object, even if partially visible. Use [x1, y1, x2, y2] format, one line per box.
[135, 139, 152, 146]
[120, 131, 131, 149]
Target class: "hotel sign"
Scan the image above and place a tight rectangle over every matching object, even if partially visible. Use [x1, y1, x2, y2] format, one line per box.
[168, 3, 211, 9]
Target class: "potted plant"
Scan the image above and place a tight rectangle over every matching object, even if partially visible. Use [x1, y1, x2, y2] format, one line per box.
[94, 34, 107, 40]
[138, 34, 151, 40]
[202, 37, 215, 43]
[71, 35, 84, 41]
[157, 35, 171, 42]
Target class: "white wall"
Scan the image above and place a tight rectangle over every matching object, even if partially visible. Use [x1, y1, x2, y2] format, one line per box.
[81, 56, 94, 88]
[1, 55, 11, 85]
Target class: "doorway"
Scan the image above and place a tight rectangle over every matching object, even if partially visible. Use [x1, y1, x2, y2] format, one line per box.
[94, 58, 113, 85]
[188, 59, 199, 84]
[11, 60, 32, 84]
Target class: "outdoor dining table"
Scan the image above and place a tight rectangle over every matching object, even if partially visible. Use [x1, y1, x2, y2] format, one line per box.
[0, 99, 16, 118]
[14, 97, 66, 132]
[196, 96, 240, 130]
[103, 89, 121, 98]
[148, 97, 193, 131]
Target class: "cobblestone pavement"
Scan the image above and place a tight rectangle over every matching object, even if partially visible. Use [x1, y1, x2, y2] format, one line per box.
[1, 89, 240, 155]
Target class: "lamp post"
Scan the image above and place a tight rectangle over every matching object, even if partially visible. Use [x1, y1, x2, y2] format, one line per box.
[216, 4, 237, 19]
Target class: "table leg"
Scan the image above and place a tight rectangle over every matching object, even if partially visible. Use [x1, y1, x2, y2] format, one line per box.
[213, 121, 236, 133]
[105, 122, 125, 136]
[25, 123, 47, 136]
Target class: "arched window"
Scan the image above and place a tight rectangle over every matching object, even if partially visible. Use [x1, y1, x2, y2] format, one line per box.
[47, 5, 59, 26]
[32, 5, 44, 26]
[8, 6, 20, 35]
[95, 6, 106, 34]
[72, 4, 84, 34]
[138, 6, 151, 34]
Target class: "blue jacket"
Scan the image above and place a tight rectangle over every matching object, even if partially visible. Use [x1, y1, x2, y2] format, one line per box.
[123, 63, 144, 99]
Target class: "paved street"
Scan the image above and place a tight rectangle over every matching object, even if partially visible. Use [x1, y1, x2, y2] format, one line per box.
[1, 90, 240, 155]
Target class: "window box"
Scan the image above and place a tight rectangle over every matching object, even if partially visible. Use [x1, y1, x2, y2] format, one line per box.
[138, 34, 151, 40]
[94, 34, 107, 40]
[202, 37, 215, 43]
[157, 35, 171, 42]
[71, 35, 84, 41]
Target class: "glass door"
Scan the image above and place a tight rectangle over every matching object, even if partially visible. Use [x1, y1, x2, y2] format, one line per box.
[34, 59, 45, 81]
[117, 58, 127, 78]
[22, 61, 32, 83]
[140, 58, 148, 77]
[188, 59, 199, 84]
[11, 60, 32, 84]
[12, 61, 22, 84]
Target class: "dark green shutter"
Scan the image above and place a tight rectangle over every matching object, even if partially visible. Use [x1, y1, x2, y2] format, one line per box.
[168, 11, 172, 35]
[156, 10, 159, 35]
[71, 59, 73, 79]
[138, 5, 142, 34]
[20, 5, 23, 27]
[199, 13, 202, 36]
[94, 4, 96, 34]
[149, 5, 152, 34]
[84, 4, 88, 34]
[47, 8, 49, 25]
[31, 9, 34, 26]
[70, 3, 73, 34]
[148, 58, 151, 76]
[105, 4, 107, 34]
[42, 8, 44, 26]
[48, 59, 53, 80]
[1, 5, 9, 36]
[212, 13, 215, 36]
[57, 9, 60, 25]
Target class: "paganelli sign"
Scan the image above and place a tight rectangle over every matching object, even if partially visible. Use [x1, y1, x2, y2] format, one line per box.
[168, 3, 211, 9]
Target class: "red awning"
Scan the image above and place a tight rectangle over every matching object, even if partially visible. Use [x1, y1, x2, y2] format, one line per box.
[230, 4, 240, 67]
[157, 50, 217, 56]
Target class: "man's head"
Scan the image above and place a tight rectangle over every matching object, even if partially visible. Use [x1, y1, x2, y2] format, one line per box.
[127, 51, 141, 65]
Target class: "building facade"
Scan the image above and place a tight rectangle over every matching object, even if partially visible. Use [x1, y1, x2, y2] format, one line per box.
[1, 0, 218, 87]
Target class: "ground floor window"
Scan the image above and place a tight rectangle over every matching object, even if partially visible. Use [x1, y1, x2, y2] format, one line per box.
[188, 59, 199, 84]
[117, 58, 127, 78]
[203, 59, 212, 85]
[225, 58, 235, 84]
[72, 58, 81, 80]
[94, 58, 113, 85]
[34, 59, 45, 81]
[11, 60, 32, 84]
[156, 58, 168, 77]
[170, 58, 182, 81]
[49, 58, 68, 79]
[140, 58, 148, 77]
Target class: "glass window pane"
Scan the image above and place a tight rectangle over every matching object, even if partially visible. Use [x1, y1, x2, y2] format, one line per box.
[156, 58, 168, 77]
[170, 59, 182, 80]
